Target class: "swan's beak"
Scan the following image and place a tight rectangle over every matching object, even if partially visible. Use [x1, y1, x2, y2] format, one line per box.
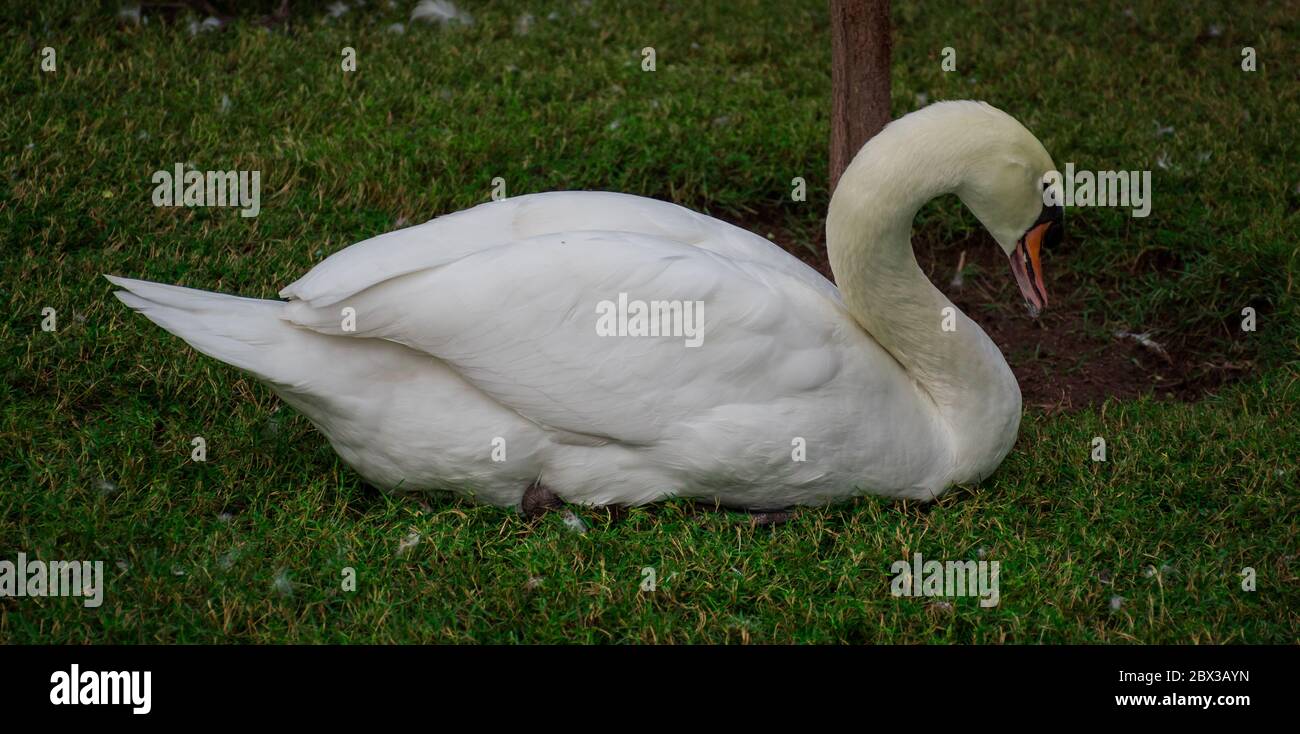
[1010, 218, 1057, 318]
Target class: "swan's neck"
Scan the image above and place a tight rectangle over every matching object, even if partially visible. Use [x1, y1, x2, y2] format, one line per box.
[827, 132, 1021, 480]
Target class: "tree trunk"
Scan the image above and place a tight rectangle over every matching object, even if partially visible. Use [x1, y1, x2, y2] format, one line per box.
[829, 0, 892, 193]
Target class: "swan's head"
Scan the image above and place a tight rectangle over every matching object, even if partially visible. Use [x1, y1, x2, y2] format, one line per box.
[832, 101, 1065, 317]
[946, 102, 1064, 317]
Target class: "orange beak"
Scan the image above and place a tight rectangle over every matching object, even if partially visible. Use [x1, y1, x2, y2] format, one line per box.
[1009, 221, 1052, 318]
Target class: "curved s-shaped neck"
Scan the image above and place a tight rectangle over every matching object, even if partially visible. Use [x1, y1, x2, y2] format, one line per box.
[826, 115, 1022, 484]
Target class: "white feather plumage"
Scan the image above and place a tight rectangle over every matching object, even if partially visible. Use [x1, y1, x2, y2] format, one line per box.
[109, 101, 1057, 510]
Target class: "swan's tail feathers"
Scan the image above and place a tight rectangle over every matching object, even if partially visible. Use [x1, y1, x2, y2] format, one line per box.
[105, 275, 301, 385]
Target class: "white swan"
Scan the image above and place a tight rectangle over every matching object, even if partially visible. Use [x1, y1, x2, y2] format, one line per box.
[109, 101, 1061, 511]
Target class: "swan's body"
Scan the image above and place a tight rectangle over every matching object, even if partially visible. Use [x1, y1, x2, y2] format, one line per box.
[110, 101, 1060, 510]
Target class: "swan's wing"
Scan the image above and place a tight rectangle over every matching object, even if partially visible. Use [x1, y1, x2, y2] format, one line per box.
[280, 231, 849, 445]
[280, 191, 839, 308]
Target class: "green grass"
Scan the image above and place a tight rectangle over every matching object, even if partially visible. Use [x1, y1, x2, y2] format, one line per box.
[2, 0, 1297, 642]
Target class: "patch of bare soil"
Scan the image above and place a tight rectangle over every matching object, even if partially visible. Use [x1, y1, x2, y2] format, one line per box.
[730, 212, 1245, 412]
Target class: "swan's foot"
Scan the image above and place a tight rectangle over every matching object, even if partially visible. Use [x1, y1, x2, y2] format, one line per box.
[748, 510, 794, 527]
[521, 480, 563, 519]
[691, 501, 795, 527]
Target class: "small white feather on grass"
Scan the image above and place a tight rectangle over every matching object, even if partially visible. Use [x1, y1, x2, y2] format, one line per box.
[411, 0, 474, 26]
[396, 531, 421, 557]
[218, 546, 241, 570]
[188, 16, 223, 36]
[273, 567, 294, 598]
[561, 510, 587, 534]
[1115, 330, 1172, 363]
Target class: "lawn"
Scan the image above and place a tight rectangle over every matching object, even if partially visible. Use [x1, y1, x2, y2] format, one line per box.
[1, 0, 1296, 643]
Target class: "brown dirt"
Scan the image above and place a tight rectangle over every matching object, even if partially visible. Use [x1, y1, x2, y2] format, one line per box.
[729, 212, 1247, 412]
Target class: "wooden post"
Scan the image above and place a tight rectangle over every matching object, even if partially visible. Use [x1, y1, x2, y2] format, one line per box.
[829, 0, 892, 193]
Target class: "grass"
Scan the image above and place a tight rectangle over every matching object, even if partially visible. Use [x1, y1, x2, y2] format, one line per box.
[1, 0, 1297, 642]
